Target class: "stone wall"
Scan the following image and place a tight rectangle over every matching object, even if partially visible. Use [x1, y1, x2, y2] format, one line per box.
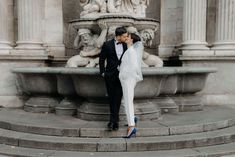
[181, 58, 235, 106]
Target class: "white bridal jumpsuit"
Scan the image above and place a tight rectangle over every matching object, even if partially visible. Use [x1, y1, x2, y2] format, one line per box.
[119, 42, 143, 126]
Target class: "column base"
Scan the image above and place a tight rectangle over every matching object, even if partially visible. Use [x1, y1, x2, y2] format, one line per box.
[10, 49, 48, 56]
[181, 45, 209, 50]
[212, 42, 235, 49]
[0, 43, 13, 55]
[212, 42, 235, 56]
[0, 49, 11, 55]
[214, 50, 235, 56]
[181, 41, 209, 50]
[182, 50, 215, 56]
[15, 42, 45, 49]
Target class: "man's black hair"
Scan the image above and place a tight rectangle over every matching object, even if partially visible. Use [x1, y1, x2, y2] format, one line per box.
[115, 27, 127, 36]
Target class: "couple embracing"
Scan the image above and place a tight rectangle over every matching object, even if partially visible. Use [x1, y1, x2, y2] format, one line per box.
[99, 27, 143, 138]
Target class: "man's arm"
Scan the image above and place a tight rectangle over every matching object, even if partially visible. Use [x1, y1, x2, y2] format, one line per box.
[99, 42, 107, 76]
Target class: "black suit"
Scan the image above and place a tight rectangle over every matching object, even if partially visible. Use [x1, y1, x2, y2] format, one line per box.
[99, 39, 128, 124]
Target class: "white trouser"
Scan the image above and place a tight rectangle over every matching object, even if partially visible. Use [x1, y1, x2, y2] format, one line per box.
[120, 77, 136, 127]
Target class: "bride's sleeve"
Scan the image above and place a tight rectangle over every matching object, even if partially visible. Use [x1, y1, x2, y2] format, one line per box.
[133, 42, 143, 81]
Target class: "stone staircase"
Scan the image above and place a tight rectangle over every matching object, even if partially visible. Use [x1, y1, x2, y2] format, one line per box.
[0, 106, 235, 156]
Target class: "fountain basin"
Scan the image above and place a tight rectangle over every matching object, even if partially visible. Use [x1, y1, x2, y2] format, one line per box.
[12, 67, 216, 120]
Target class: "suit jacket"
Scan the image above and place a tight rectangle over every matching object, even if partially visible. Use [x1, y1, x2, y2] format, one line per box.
[99, 39, 128, 77]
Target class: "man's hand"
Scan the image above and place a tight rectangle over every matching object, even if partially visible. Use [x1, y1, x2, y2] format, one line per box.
[101, 73, 105, 77]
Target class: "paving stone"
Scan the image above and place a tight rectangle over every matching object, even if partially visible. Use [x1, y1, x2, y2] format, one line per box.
[10, 123, 65, 136]
[80, 128, 126, 138]
[0, 144, 54, 157]
[194, 142, 235, 157]
[98, 138, 126, 152]
[19, 134, 99, 152]
[0, 129, 26, 146]
[169, 124, 204, 135]
[203, 120, 229, 132]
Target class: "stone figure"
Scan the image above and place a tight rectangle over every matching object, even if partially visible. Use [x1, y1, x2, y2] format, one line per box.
[114, 0, 149, 17]
[140, 29, 163, 67]
[80, 0, 107, 17]
[66, 23, 108, 67]
[79, 0, 149, 18]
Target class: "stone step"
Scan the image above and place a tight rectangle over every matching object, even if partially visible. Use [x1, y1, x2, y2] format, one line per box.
[1, 106, 235, 138]
[1, 117, 234, 138]
[1, 125, 235, 152]
[0, 142, 235, 157]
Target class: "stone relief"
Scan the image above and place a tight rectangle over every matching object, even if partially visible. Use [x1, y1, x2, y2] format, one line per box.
[66, 24, 162, 68]
[66, 22, 108, 67]
[79, 0, 149, 18]
[67, 0, 162, 68]
[140, 29, 163, 67]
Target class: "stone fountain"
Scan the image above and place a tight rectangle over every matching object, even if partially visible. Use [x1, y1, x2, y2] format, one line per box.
[12, 0, 217, 122]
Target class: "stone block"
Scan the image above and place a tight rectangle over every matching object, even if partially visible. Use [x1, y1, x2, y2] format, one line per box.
[170, 124, 204, 135]
[138, 127, 169, 137]
[203, 120, 229, 132]
[98, 138, 126, 152]
[19, 136, 99, 152]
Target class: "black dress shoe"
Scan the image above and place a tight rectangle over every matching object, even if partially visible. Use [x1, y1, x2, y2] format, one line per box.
[112, 123, 119, 131]
[107, 122, 119, 131]
[107, 122, 114, 131]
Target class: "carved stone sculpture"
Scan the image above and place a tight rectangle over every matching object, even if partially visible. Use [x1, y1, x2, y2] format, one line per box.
[66, 23, 108, 67]
[140, 29, 163, 67]
[79, 0, 149, 18]
[80, 0, 107, 17]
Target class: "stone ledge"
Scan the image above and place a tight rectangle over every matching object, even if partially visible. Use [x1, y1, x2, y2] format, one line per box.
[0, 54, 53, 61]
[179, 55, 235, 61]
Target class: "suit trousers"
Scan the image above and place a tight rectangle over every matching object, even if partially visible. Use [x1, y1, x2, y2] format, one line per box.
[120, 77, 136, 127]
[104, 75, 123, 123]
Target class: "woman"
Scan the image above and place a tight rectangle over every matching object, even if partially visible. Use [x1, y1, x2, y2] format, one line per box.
[119, 33, 143, 138]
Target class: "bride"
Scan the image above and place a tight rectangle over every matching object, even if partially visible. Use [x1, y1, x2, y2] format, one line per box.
[119, 33, 143, 138]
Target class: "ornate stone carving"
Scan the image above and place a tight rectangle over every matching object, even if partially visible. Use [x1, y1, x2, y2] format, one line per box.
[80, 0, 107, 17]
[69, 1, 161, 68]
[66, 23, 108, 67]
[140, 29, 163, 67]
[79, 0, 149, 18]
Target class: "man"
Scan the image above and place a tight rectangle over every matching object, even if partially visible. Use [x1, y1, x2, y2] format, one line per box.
[99, 27, 128, 131]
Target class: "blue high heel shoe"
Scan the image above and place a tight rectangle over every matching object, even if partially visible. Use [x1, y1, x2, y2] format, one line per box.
[124, 127, 137, 139]
[134, 117, 138, 124]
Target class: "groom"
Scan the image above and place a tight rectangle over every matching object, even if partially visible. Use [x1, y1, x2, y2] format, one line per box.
[99, 27, 128, 131]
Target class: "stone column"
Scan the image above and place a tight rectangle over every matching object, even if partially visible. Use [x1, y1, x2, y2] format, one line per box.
[15, 0, 45, 54]
[0, 0, 14, 54]
[181, 0, 210, 54]
[44, 0, 65, 57]
[212, 0, 235, 55]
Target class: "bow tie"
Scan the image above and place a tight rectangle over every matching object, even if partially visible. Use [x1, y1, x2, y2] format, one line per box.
[116, 42, 122, 45]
